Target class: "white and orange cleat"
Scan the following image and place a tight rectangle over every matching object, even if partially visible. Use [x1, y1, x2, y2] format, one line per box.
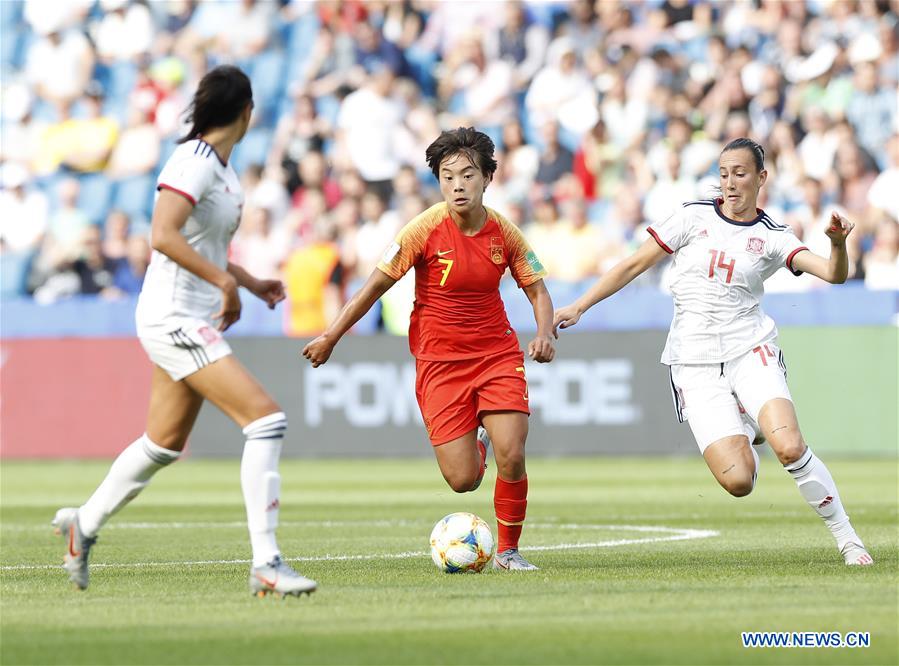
[51, 507, 97, 590]
[249, 556, 317, 598]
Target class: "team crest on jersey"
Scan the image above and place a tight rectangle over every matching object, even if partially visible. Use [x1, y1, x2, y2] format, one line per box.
[746, 237, 765, 255]
[490, 237, 504, 264]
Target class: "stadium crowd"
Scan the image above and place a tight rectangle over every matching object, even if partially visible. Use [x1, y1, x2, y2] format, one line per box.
[1, 0, 897, 335]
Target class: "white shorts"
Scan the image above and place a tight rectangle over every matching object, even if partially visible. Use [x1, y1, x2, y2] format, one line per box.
[668, 342, 793, 453]
[138, 316, 232, 381]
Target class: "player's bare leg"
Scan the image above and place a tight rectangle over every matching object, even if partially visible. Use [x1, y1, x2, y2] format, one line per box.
[703, 435, 758, 497]
[433, 430, 483, 493]
[54, 367, 199, 589]
[481, 411, 537, 570]
[760, 398, 872, 565]
[185, 355, 317, 594]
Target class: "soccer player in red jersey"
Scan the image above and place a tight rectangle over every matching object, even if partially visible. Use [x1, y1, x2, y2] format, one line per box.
[303, 127, 556, 570]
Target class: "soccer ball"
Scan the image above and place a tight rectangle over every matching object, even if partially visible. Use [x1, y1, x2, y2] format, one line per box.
[429, 512, 495, 573]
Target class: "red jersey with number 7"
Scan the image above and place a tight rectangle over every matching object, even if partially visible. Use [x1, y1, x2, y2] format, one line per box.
[376, 203, 546, 361]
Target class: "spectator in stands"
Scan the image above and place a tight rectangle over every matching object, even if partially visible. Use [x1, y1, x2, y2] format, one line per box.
[551, 197, 607, 282]
[559, 0, 602, 58]
[24, 6, 94, 114]
[271, 93, 329, 193]
[44, 178, 93, 262]
[573, 118, 624, 202]
[244, 165, 292, 225]
[335, 65, 408, 200]
[290, 150, 341, 210]
[230, 206, 290, 282]
[845, 61, 896, 168]
[354, 190, 401, 279]
[867, 134, 899, 220]
[38, 83, 119, 174]
[352, 19, 407, 77]
[439, 33, 516, 138]
[534, 121, 574, 195]
[72, 225, 121, 297]
[498, 120, 539, 203]
[105, 105, 161, 179]
[112, 233, 151, 294]
[93, 0, 154, 62]
[832, 140, 878, 233]
[283, 217, 343, 336]
[0, 163, 48, 258]
[525, 37, 598, 143]
[498, 1, 549, 93]
[862, 217, 899, 290]
[293, 24, 355, 100]
[600, 69, 647, 151]
[101, 209, 132, 260]
[798, 106, 839, 181]
[643, 147, 696, 226]
[523, 195, 569, 279]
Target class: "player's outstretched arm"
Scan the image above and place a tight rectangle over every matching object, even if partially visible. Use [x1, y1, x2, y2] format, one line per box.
[522, 279, 556, 363]
[790, 211, 854, 284]
[302, 268, 397, 367]
[553, 237, 668, 335]
[227, 262, 285, 310]
[151, 189, 243, 331]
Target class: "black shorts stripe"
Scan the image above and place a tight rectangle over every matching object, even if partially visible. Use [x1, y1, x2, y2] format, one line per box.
[668, 366, 685, 423]
[169, 331, 203, 370]
[170, 329, 209, 370]
[778, 349, 787, 376]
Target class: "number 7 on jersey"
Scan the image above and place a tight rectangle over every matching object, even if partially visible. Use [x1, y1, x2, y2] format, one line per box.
[438, 258, 454, 286]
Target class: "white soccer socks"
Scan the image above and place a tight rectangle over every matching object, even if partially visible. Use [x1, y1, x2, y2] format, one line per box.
[78, 435, 180, 537]
[784, 447, 871, 564]
[241, 412, 287, 567]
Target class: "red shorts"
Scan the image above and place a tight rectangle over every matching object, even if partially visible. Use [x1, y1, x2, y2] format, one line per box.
[415, 349, 530, 445]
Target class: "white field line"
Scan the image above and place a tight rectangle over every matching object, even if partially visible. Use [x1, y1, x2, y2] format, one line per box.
[0, 522, 718, 572]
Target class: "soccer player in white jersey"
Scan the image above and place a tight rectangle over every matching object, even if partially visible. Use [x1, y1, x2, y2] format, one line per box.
[554, 138, 872, 566]
[52, 66, 317, 596]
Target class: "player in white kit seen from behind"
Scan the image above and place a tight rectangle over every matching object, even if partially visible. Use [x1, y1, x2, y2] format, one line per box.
[554, 137, 872, 566]
[52, 65, 318, 596]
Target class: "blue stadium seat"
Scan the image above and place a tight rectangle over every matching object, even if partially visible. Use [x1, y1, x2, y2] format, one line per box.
[231, 127, 272, 173]
[0, 250, 33, 299]
[77, 173, 114, 225]
[249, 49, 287, 127]
[1, 24, 21, 73]
[112, 174, 156, 220]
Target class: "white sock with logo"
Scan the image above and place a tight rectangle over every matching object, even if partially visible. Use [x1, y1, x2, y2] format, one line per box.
[241, 412, 286, 567]
[78, 435, 180, 537]
[784, 447, 860, 550]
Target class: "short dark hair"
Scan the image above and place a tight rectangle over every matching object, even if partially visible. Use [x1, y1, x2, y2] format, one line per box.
[425, 127, 497, 180]
[721, 137, 765, 172]
[179, 65, 253, 143]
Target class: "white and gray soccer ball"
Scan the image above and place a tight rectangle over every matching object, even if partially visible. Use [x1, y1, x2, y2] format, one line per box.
[429, 512, 495, 573]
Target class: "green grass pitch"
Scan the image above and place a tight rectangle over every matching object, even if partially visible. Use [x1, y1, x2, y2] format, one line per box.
[1, 457, 896, 665]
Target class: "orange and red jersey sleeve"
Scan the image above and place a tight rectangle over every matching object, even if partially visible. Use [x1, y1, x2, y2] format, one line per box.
[494, 212, 548, 288]
[377, 203, 447, 280]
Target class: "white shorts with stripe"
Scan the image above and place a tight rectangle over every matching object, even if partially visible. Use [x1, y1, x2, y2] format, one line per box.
[138, 316, 232, 381]
[668, 342, 793, 453]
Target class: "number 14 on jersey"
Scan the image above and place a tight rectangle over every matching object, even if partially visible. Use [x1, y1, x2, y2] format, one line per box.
[708, 250, 735, 284]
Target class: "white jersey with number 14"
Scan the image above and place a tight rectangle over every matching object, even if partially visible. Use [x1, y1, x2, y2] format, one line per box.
[647, 198, 808, 365]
